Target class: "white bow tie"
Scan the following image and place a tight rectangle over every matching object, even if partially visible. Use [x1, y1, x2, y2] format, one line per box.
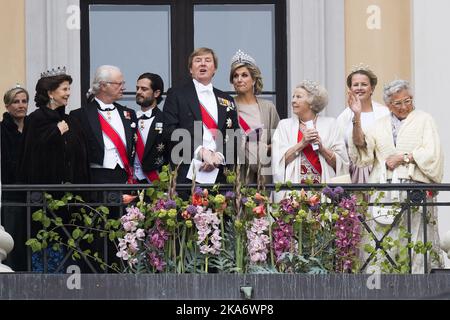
[98, 104, 115, 111]
[137, 110, 153, 119]
[198, 83, 213, 94]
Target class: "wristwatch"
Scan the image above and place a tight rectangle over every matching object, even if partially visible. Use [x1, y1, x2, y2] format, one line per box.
[403, 153, 410, 164]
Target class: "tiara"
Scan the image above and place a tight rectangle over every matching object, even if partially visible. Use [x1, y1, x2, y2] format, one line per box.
[300, 79, 320, 94]
[40, 66, 67, 78]
[230, 49, 256, 67]
[351, 63, 372, 73]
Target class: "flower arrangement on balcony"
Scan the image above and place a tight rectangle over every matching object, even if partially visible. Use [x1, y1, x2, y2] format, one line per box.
[25, 165, 438, 274]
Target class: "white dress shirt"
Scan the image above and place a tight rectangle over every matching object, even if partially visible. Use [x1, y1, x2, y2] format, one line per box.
[93, 97, 127, 170]
[134, 108, 156, 180]
[192, 79, 224, 163]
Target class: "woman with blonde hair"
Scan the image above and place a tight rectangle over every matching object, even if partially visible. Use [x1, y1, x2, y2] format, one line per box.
[230, 49, 280, 184]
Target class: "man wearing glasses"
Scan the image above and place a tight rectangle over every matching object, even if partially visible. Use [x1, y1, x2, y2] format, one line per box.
[71, 65, 137, 184]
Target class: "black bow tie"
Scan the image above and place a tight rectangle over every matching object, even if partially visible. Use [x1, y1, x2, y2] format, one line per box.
[97, 106, 115, 112]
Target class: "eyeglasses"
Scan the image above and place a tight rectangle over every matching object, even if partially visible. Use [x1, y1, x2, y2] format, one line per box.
[391, 98, 413, 107]
[107, 81, 126, 87]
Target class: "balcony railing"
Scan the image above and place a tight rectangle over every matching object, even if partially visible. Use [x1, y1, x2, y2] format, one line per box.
[1, 183, 450, 274]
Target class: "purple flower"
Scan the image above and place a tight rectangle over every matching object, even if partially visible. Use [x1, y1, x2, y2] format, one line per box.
[186, 205, 197, 215]
[225, 191, 235, 199]
[194, 187, 203, 196]
[164, 199, 177, 210]
[334, 186, 344, 195]
[241, 197, 248, 205]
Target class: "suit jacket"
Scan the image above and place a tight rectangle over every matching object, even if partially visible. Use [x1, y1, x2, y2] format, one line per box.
[163, 80, 239, 183]
[70, 100, 137, 168]
[140, 106, 168, 172]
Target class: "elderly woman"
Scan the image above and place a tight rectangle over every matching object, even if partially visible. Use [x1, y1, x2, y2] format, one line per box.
[272, 80, 349, 186]
[230, 49, 280, 184]
[17, 69, 90, 184]
[337, 65, 389, 183]
[1, 85, 29, 271]
[349, 79, 444, 273]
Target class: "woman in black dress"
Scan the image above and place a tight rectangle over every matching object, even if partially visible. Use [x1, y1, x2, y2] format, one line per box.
[1, 85, 29, 271]
[17, 69, 91, 272]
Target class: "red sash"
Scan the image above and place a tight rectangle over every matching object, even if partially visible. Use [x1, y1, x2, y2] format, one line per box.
[200, 103, 218, 139]
[135, 130, 159, 183]
[98, 113, 135, 184]
[238, 115, 251, 134]
[297, 130, 322, 174]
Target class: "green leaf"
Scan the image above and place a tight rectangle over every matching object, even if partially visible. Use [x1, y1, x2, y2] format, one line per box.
[68, 238, 75, 248]
[72, 228, 82, 240]
[72, 251, 81, 260]
[159, 172, 169, 182]
[98, 206, 109, 215]
[75, 195, 85, 202]
[83, 215, 92, 226]
[55, 200, 66, 207]
[32, 210, 43, 221]
[54, 217, 63, 226]
[42, 216, 51, 228]
[108, 231, 116, 241]
[146, 188, 155, 197]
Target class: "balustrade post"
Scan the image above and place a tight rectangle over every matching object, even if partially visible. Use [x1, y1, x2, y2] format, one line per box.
[0, 225, 14, 272]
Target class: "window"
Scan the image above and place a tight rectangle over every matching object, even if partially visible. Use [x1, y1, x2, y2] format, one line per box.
[81, 0, 287, 117]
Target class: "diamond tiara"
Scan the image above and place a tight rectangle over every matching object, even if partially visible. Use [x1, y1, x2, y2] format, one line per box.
[300, 79, 320, 95]
[40, 66, 67, 78]
[230, 49, 257, 67]
[351, 63, 372, 73]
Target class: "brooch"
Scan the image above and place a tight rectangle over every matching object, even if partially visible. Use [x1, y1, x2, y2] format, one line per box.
[124, 111, 131, 120]
[226, 118, 233, 128]
[218, 97, 231, 107]
[131, 122, 136, 128]
[155, 122, 163, 134]
[226, 102, 236, 112]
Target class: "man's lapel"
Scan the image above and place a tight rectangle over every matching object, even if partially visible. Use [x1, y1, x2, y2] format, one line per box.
[214, 89, 227, 130]
[86, 100, 104, 148]
[143, 107, 162, 157]
[116, 104, 133, 153]
[186, 81, 202, 121]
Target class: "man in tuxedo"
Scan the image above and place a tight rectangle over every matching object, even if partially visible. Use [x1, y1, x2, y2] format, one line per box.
[70, 65, 137, 272]
[70, 65, 137, 184]
[134, 72, 167, 183]
[163, 47, 239, 184]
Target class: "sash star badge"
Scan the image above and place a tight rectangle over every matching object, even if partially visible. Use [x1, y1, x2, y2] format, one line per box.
[156, 143, 165, 152]
[218, 97, 231, 107]
[155, 157, 164, 166]
[226, 117, 233, 128]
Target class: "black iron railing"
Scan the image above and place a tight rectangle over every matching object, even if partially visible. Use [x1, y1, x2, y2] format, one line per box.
[2, 183, 449, 274]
